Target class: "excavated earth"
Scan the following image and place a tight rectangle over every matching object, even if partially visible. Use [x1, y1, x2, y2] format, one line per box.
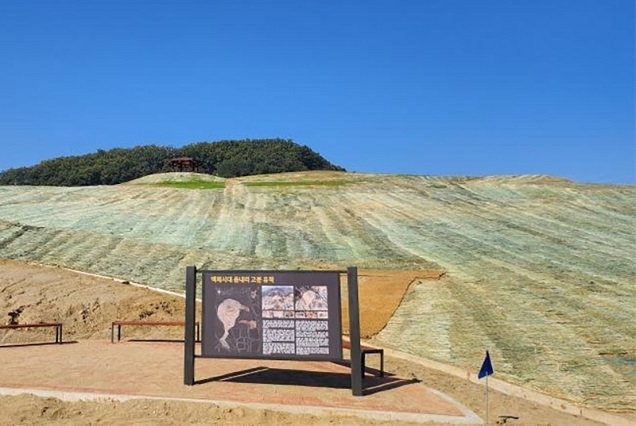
[0, 171, 634, 419]
[2, 258, 633, 426]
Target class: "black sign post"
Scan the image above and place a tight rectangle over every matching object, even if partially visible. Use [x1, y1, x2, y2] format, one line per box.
[347, 266, 363, 396]
[183, 265, 196, 385]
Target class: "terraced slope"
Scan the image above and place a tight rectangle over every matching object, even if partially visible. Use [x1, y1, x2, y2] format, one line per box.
[0, 171, 634, 411]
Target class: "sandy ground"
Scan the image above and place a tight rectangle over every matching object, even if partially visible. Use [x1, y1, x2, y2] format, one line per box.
[1, 259, 632, 425]
[1, 172, 633, 411]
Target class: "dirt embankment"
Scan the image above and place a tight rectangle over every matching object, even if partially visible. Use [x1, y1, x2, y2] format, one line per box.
[1, 259, 443, 342]
[2, 259, 634, 425]
[0, 259, 190, 343]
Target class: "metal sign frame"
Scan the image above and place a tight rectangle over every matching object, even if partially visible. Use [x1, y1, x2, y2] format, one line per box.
[183, 266, 364, 396]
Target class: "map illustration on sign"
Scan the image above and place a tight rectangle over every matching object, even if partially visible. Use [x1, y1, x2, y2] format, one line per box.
[211, 285, 261, 355]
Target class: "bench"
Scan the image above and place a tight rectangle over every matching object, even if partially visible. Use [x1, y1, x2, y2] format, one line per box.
[342, 339, 384, 377]
[0, 323, 63, 344]
[111, 320, 200, 343]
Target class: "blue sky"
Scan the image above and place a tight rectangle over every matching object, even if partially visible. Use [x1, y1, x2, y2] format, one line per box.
[1, 1, 634, 184]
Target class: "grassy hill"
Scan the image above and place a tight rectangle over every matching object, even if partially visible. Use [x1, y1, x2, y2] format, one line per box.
[0, 171, 634, 411]
[0, 139, 344, 186]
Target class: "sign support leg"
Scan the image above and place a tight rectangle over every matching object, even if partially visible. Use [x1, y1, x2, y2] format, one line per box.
[347, 266, 363, 396]
[184, 265, 196, 385]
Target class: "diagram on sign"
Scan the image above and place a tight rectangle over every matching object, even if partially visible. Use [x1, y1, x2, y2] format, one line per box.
[212, 285, 261, 354]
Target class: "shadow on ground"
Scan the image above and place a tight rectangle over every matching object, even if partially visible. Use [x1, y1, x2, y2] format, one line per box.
[197, 366, 419, 395]
[0, 341, 78, 349]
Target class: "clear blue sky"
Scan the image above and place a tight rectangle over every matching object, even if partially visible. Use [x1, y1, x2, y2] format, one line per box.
[1, 1, 634, 184]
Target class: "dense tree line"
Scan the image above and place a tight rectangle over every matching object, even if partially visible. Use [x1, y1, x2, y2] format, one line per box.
[0, 139, 345, 186]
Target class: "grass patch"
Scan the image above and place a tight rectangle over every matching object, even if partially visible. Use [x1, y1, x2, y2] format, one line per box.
[153, 180, 225, 189]
[244, 180, 348, 187]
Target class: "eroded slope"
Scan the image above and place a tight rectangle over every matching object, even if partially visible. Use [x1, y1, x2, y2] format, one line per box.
[0, 172, 634, 410]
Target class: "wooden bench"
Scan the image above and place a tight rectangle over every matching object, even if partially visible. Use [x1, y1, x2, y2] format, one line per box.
[111, 320, 200, 343]
[342, 339, 384, 377]
[0, 323, 63, 344]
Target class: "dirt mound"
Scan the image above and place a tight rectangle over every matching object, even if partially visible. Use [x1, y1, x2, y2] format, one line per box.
[0, 171, 633, 411]
[0, 393, 409, 426]
[0, 259, 440, 343]
[2, 259, 634, 426]
[0, 260, 442, 425]
[0, 259, 189, 343]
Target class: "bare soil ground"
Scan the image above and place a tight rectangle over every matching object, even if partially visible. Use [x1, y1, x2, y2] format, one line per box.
[344, 269, 445, 337]
[0, 259, 439, 342]
[2, 259, 633, 425]
[0, 171, 633, 412]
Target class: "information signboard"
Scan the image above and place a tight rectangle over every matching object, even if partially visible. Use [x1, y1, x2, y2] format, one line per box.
[201, 271, 342, 361]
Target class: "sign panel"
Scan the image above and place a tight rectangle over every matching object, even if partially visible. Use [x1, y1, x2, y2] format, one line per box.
[201, 271, 342, 360]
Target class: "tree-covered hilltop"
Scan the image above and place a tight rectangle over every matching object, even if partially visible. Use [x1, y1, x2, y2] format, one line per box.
[0, 139, 345, 186]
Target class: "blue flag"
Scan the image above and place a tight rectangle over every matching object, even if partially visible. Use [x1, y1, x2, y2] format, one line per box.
[478, 351, 494, 379]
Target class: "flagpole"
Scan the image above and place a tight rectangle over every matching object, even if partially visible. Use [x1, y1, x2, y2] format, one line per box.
[478, 350, 494, 425]
[485, 375, 489, 425]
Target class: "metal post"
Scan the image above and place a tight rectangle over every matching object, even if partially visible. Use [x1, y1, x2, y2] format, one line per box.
[184, 265, 197, 385]
[486, 375, 489, 425]
[347, 266, 363, 396]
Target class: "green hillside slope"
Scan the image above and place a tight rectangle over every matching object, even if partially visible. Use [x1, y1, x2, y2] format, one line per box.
[0, 171, 634, 410]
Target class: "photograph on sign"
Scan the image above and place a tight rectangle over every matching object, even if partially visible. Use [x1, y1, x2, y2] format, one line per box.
[201, 271, 342, 361]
